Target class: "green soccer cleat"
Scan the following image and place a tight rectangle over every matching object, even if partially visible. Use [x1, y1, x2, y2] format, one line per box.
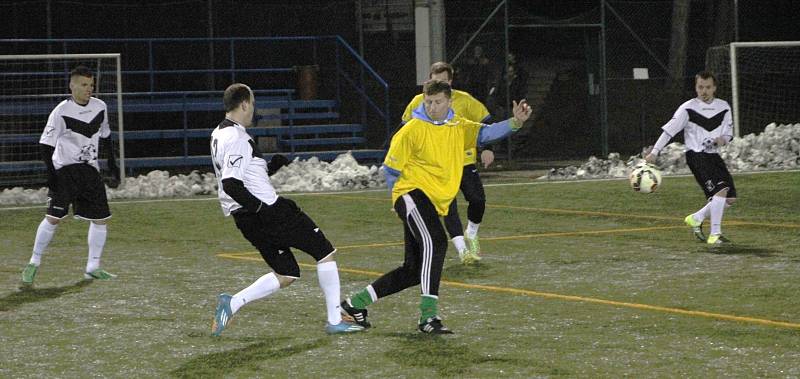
[465, 235, 481, 256]
[684, 215, 706, 242]
[211, 293, 234, 336]
[84, 269, 117, 280]
[459, 249, 481, 265]
[707, 234, 731, 245]
[325, 320, 366, 334]
[21, 263, 38, 285]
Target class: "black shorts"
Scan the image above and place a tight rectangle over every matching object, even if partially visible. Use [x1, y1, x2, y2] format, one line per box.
[232, 197, 335, 278]
[47, 163, 111, 220]
[686, 151, 737, 199]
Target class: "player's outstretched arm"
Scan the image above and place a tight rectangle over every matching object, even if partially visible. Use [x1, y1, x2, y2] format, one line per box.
[477, 100, 532, 145]
[645, 131, 673, 163]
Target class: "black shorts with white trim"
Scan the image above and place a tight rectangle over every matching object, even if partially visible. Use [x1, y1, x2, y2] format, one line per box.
[47, 163, 111, 220]
[686, 151, 737, 200]
[232, 197, 334, 277]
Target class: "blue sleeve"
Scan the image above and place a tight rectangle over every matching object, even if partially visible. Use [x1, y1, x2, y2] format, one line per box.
[477, 119, 514, 146]
[382, 164, 400, 193]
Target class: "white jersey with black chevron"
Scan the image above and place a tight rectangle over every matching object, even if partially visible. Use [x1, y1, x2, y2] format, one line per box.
[39, 97, 110, 170]
[661, 97, 733, 154]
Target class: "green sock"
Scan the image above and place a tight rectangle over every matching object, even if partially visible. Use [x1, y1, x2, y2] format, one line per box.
[419, 295, 438, 323]
[349, 288, 374, 309]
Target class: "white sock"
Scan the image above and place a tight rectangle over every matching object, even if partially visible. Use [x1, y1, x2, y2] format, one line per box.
[317, 261, 343, 325]
[451, 236, 467, 254]
[85, 223, 107, 273]
[709, 196, 726, 235]
[231, 272, 280, 314]
[30, 218, 58, 266]
[692, 202, 712, 223]
[465, 221, 480, 239]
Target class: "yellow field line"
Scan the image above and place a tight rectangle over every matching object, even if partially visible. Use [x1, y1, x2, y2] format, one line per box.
[321, 194, 800, 228]
[216, 251, 800, 330]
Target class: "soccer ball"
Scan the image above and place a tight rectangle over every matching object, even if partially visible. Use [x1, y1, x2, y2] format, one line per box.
[629, 164, 662, 193]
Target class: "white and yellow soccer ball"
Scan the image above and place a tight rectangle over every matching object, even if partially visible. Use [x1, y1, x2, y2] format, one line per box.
[629, 163, 662, 193]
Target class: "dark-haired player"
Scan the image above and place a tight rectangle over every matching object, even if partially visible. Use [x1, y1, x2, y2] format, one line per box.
[22, 65, 119, 285]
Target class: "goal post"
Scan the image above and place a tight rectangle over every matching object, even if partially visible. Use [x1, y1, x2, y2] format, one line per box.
[0, 53, 124, 187]
[706, 41, 800, 138]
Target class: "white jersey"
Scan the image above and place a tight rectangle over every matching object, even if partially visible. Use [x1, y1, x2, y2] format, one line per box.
[662, 97, 733, 154]
[39, 97, 111, 170]
[210, 119, 278, 216]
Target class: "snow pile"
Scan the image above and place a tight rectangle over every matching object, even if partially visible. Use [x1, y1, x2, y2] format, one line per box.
[546, 123, 800, 180]
[0, 152, 384, 205]
[270, 153, 383, 192]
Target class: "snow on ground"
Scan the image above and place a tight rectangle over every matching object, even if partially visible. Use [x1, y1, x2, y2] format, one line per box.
[2, 124, 797, 205]
[545, 123, 800, 180]
[0, 152, 384, 205]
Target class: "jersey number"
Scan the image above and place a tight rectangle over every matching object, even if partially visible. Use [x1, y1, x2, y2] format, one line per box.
[211, 138, 222, 171]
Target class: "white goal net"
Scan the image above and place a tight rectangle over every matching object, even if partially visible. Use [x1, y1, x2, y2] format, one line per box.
[706, 41, 800, 137]
[0, 53, 124, 187]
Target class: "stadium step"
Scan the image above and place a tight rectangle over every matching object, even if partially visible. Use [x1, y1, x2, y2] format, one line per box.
[280, 137, 366, 147]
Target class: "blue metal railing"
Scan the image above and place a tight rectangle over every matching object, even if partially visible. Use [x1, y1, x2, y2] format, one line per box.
[1, 36, 391, 145]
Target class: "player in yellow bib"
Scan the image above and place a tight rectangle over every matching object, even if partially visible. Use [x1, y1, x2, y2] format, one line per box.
[400, 62, 493, 264]
[341, 79, 531, 334]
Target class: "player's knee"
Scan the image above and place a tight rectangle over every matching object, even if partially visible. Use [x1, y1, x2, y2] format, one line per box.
[317, 250, 336, 263]
[726, 197, 737, 206]
[45, 215, 61, 225]
[275, 274, 296, 288]
[92, 220, 107, 226]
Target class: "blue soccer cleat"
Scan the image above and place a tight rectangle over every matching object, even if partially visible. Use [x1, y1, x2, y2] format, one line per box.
[325, 320, 365, 334]
[211, 293, 234, 336]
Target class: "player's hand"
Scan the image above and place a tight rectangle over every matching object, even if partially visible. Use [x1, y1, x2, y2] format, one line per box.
[714, 136, 728, 147]
[481, 149, 495, 168]
[103, 170, 121, 189]
[267, 154, 290, 176]
[644, 153, 657, 164]
[512, 100, 532, 124]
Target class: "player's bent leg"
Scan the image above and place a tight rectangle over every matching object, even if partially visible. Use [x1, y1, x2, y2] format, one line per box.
[461, 167, 485, 260]
[707, 188, 731, 245]
[23, 216, 61, 284]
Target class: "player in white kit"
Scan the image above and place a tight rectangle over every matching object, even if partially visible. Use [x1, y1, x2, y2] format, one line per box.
[209, 83, 364, 336]
[22, 65, 119, 285]
[646, 71, 737, 245]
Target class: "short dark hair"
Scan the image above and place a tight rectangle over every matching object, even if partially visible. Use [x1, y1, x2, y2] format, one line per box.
[223, 83, 252, 112]
[695, 71, 717, 85]
[423, 79, 452, 99]
[70, 65, 94, 79]
[429, 62, 453, 81]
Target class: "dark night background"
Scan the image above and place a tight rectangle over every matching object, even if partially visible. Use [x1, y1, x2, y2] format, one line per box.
[2, 0, 799, 159]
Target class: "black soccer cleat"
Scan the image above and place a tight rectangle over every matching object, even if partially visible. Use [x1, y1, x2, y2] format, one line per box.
[418, 316, 453, 334]
[341, 299, 371, 328]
